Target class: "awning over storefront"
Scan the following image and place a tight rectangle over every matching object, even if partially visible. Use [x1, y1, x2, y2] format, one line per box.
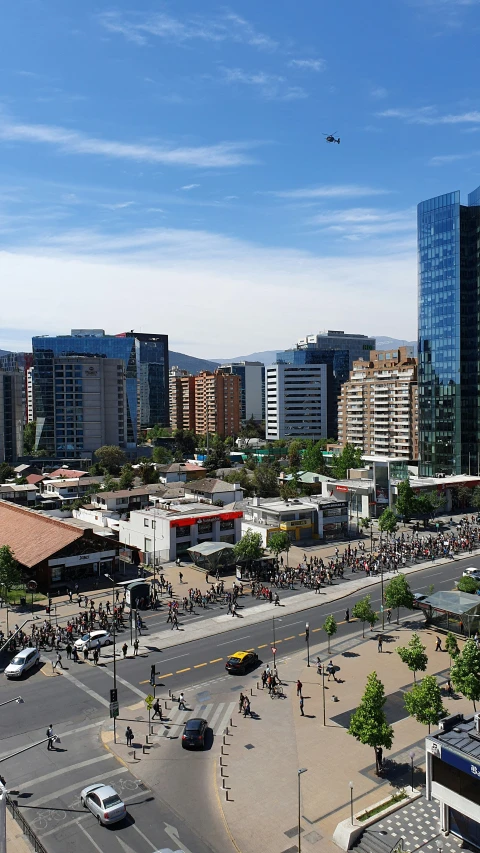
[423, 590, 480, 636]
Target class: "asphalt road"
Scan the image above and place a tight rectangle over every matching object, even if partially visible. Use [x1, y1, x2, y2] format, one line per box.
[1, 550, 477, 853]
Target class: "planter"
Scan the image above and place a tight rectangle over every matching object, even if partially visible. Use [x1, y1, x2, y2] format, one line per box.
[333, 787, 422, 851]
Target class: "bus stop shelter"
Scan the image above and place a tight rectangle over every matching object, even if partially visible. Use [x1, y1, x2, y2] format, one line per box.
[423, 591, 480, 637]
[186, 542, 236, 575]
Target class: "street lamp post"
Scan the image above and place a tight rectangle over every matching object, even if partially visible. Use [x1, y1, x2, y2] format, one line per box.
[322, 664, 326, 727]
[380, 562, 385, 631]
[0, 618, 38, 655]
[349, 781, 354, 824]
[105, 573, 117, 743]
[298, 768, 308, 853]
[272, 615, 277, 676]
[410, 751, 415, 792]
[0, 697, 24, 709]
[306, 622, 310, 667]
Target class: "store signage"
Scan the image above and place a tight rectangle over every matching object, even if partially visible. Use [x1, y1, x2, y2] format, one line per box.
[440, 745, 480, 780]
[336, 486, 349, 493]
[170, 511, 243, 528]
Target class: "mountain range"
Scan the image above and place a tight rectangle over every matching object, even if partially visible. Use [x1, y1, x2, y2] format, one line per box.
[200, 337, 417, 367]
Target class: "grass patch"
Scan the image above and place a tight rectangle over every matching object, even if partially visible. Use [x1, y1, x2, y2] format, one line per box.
[357, 790, 408, 822]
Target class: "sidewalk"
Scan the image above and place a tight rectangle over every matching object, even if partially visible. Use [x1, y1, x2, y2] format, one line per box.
[6, 810, 36, 853]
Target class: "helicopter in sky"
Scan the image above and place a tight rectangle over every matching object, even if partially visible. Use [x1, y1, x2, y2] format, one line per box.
[323, 132, 340, 144]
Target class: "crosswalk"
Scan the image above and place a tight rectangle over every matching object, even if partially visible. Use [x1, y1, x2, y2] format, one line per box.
[157, 700, 237, 738]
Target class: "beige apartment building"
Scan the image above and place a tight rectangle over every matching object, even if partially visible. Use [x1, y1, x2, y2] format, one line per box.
[338, 347, 418, 460]
[169, 367, 196, 432]
[194, 370, 240, 437]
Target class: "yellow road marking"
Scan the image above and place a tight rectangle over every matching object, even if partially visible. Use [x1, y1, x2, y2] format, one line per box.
[298, 632, 306, 637]
[160, 672, 173, 678]
[139, 679, 149, 684]
[246, 648, 255, 652]
[194, 663, 207, 669]
[257, 644, 268, 649]
[283, 636, 295, 641]
[210, 657, 223, 663]
[312, 627, 322, 633]
[275, 639, 283, 643]
[176, 667, 191, 673]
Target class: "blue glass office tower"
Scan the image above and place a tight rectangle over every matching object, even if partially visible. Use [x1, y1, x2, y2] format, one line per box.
[276, 348, 350, 438]
[418, 186, 480, 475]
[121, 332, 169, 431]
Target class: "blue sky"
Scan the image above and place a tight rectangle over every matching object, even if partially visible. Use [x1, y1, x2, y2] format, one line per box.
[1, 0, 480, 357]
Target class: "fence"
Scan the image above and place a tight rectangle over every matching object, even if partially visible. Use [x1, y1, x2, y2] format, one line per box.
[6, 794, 49, 853]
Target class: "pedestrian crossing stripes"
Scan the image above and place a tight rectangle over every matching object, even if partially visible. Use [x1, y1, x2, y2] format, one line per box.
[157, 701, 237, 738]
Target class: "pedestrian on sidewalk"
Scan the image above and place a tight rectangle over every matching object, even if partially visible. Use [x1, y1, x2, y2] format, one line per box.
[238, 692, 245, 713]
[133, 638, 139, 656]
[261, 670, 267, 689]
[299, 696, 305, 716]
[179, 571, 183, 584]
[122, 643, 128, 658]
[66, 642, 72, 660]
[435, 636, 442, 652]
[125, 726, 134, 747]
[83, 646, 89, 662]
[378, 636, 383, 653]
[386, 609, 391, 624]
[46, 725, 55, 750]
[178, 692, 186, 710]
[53, 651, 63, 670]
[446, 678, 453, 697]
[72, 646, 79, 663]
[274, 593, 280, 606]
[68, 590, 73, 603]
[296, 679, 303, 697]
[345, 608, 350, 623]
[326, 660, 337, 682]
[152, 699, 162, 720]
[243, 697, 251, 717]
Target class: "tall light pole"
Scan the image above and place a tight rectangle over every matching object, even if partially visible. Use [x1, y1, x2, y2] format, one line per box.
[410, 750, 415, 792]
[380, 561, 385, 631]
[322, 664, 326, 727]
[0, 697, 24, 709]
[305, 622, 310, 667]
[272, 615, 277, 676]
[349, 781, 354, 824]
[298, 768, 308, 853]
[105, 573, 117, 743]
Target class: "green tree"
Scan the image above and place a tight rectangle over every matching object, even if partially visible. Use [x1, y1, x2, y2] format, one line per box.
[384, 574, 414, 623]
[302, 440, 326, 474]
[359, 516, 371, 530]
[450, 639, 480, 710]
[252, 462, 279, 498]
[348, 672, 394, 774]
[102, 474, 120, 492]
[352, 595, 377, 637]
[445, 632, 460, 665]
[239, 416, 264, 442]
[378, 508, 398, 534]
[457, 575, 480, 594]
[233, 530, 264, 572]
[118, 464, 135, 490]
[267, 531, 292, 567]
[323, 614, 337, 653]
[457, 485, 473, 508]
[0, 462, 14, 483]
[331, 443, 363, 480]
[223, 468, 253, 497]
[472, 486, 480, 511]
[0, 545, 22, 597]
[397, 633, 428, 682]
[428, 490, 447, 517]
[404, 675, 446, 733]
[173, 430, 197, 457]
[153, 445, 173, 464]
[94, 445, 127, 474]
[204, 437, 230, 474]
[414, 492, 434, 520]
[287, 439, 303, 470]
[138, 463, 158, 485]
[395, 479, 417, 523]
[23, 421, 36, 455]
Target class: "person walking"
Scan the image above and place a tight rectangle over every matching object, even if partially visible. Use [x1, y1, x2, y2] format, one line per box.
[326, 660, 337, 682]
[179, 571, 183, 584]
[435, 636, 442, 652]
[243, 697, 251, 717]
[299, 696, 305, 716]
[378, 636, 383, 653]
[345, 608, 350, 623]
[296, 679, 303, 697]
[386, 609, 391, 625]
[133, 638, 139, 656]
[122, 642, 128, 659]
[178, 692, 186, 710]
[125, 726, 134, 747]
[261, 670, 267, 689]
[53, 651, 63, 670]
[152, 699, 162, 720]
[72, 646, 79, 663]
[66, 642, 72, 660]
[46, 724, 55, 750]
[93, 648, 99, 665]
[238, 692, 245, 713]
[83, 646, 89, 662]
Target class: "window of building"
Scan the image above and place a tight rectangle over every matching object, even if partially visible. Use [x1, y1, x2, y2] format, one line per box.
[144, 518, 149, 527]
[176, 525, 191, 538]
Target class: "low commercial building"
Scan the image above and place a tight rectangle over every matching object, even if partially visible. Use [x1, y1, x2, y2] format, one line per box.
[0, 502, 117, 589]
[426, 713, 480, 847]
[241, 495, 348, 546]
[118, 502, 243, 563]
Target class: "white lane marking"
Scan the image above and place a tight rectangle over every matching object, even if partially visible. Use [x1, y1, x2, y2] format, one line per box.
[57, 669, 110, 707]
[29, 767, 125, 807]
[207, 703, 225, 731]
[131, 822, 159, 850]
[155, 653, 189, 663]
[0, 721, 105, 764]
[39, 791, 150, 838]
[216, 703, 237, 736]
[101, 666, 148, 700]
[164, 822, 195, 853]
[217, 636, 250, 646]
[77, 820, 104, 853]
[25, 754, 114, 787]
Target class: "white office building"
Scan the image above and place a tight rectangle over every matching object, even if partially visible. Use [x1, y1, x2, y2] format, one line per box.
[265, 363, 327, 440]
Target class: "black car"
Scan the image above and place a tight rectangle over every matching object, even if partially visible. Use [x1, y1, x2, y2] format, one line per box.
[225, 651, 259, 675]
[182, 718, 208, 749]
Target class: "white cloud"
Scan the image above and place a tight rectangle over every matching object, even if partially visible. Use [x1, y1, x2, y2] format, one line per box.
[370, 86, 388, 99]
[307, 207, 416, 240]
[429, 151, 480, 165]
[378, 106, 480, 125]
[289, 59, 326, 72]
[220, 67, 307, 100]
[180, 184, 201, 191]
[99, 201, 135, 210]
[0, 116, 258, 168]
[98, 10, 278, 51]
[0, 226, 416, 355]
[270, 185, 390, 199]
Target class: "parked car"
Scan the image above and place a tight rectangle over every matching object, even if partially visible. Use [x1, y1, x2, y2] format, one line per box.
[225, 650, 259, 675]
[74, 630, 112, 651]
[462, 567, 480, 581]
[80, 783, 126, 826]
[4, 647, 40, 678]
[182, 717, 208, 749]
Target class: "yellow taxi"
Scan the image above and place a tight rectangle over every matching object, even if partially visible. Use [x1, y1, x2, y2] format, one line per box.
[225, 650, 259, 675]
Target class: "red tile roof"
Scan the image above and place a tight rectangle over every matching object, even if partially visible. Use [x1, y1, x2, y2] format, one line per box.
[26, 474, 45, 485]
[0, 503, 84, 568]
[49, 468, 89, 479]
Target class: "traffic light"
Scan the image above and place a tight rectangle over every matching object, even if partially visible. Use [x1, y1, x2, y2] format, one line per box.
[110, 688, 118, 704]
[150, 665, 155, 686]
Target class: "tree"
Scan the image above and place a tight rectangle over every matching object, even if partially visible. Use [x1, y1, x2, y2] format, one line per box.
[378, 508, 398, 534]
[204, 438, 230, 474]
[323, 614, 337, 652]
[302, 440, 326, 474]
[450, 639, 480, 710]
[404, 675, 446, 733]
[395, 479, 417, 523]
[102, 474, 120, 492]
[0, 462, 14, 483]
[223, 468, 253, 497]
[384, 574, 414, 623]
[138, 463, 158, 485]
[457, 485, 473, 508]
[94, 445, 127, 474]
[445, 632, 460, 665]
[252, 462, 279, 498]
[268, 531, 292, 567]
[233, 530, 264, 572]
[152, 446, 173, 465]
[173, 430, 197, 458]
[472, 486, 480, 511]
[358, 517, 371, 530]
[428, 490, 447, 517]
[414, 492, 435, 521]
[397, 633, 428, 682]
[288, 440, 303, 470]
[0, 545, 22, 597]
[331, 444, 363, 480]
[352, 595, 377, 637]
[239, 416, 264, 443]
[118, 464, 135, 490]
[348, 672, 394, 775]
[457, 575, 480, 594]
[23, 421, 36, 455]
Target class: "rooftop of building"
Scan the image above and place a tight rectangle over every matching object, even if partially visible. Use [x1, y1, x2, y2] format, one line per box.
[395, 474, 480, 488]
[130, 502, 241, 520]
[92, 487, 152, 500]
[0, 483, 39, 493]
[427, 714, 480, 760]
[49, 468, 89, 479]
[0, 503, 85, 567]
[186, 478, 242, 494]
[26, 474, 45, 485]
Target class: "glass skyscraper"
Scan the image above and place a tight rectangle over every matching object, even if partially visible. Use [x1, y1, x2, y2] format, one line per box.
[418, 186, 480, 475]
[121, 332, 169, 431]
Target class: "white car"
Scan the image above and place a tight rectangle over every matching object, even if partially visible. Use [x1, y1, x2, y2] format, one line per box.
[4, 647, 40, 678]
[74, 630, 112, 651]
[462, 567, 480, 581]
[80, 783, 126, 826]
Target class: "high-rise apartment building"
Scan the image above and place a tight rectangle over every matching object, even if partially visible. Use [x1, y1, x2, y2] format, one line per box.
[276, 348, 348, 439]
[120, 332, 169, 430]
[338, 347, 418, 460]
[169, 366, 196, 432]
[194, 370, 240, 437]
[266, 362, 327, 441]
[0, 371, 24, 464]
[218, 362, 265, 422]
[27, 367, 35, 423]
[418, 187, 480, 475]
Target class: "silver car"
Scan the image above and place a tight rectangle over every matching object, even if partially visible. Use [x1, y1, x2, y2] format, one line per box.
[74, 630, 112, 651]
[4, 647, 40, 678]
[80, 783, 126, 825]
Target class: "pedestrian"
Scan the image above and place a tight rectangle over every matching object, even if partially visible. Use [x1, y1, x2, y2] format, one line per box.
[152, 699, 162, 720]
[179, 571, 183, 584]
[345, 608, 350, 623]
[261, 670, 267, 689]
[122, 642, 128, 658]
[326, 660, 337, 682]
[66, 642, 72, 660]
[72, 646, 79, 663]
[133, 638, 139, 656]
[243, 697, 251, 717]
[378, 636, 383, 653]
[68, 590, 73, 603]
[296, 679, 303, 697]
[125, 726, 134, 747]
[96, 638, 101, 658]
[435, 636, 442, 652]
[386, 609, 391, 624]
[53, 651, 63, 670]
[446, 678, 453, 697]
[178, 692, 186, 710]
[238, 692, 245, 713]
[83, 646, 89, 662]
[274, 593, 280, 606]
[93, 648, 99, 665]
[299, 696, 305, 716]
[46, 724, 55, 750]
